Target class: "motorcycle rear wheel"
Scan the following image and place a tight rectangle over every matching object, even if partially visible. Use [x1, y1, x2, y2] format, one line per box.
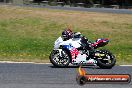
[96, 49, 116, 69]
[49, 50, 70, 67]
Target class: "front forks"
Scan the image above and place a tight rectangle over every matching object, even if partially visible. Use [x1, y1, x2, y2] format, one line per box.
[54, 49, 65, 58]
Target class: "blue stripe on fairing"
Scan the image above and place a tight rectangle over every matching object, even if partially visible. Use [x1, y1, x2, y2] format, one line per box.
[62, 45, 73, 50]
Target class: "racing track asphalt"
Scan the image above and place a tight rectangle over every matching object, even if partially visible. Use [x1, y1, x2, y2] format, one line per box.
[41, 6, 132, 14]
[18, 5, 132, 14]
[0, 63, 131, 88]
[1, 3, 132, 14]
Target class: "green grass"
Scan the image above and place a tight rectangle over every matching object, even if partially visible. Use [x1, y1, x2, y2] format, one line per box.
[0, 5, 132, 64]
[0, 17, 63, 62]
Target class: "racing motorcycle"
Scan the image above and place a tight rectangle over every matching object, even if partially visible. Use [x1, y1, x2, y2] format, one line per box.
[49, 35, 116, 69]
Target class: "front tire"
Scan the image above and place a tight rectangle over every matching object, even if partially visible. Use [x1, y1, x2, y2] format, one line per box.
[49, 50, 70, 67]
[96, 50, 116, 69]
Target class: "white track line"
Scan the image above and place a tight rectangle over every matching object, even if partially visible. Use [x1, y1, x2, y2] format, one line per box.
[120, 65, 132, 66]
[0, 61, 51, 64]
[0, 61, 131, 66]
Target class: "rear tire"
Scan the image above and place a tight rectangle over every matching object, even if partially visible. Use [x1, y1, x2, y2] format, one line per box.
[49, 50, 70, 67]
[96, 50, 116, 69]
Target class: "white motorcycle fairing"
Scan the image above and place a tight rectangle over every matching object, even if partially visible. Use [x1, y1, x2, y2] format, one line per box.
[54, 36, 81, 49]
[53, 37, 97, 65]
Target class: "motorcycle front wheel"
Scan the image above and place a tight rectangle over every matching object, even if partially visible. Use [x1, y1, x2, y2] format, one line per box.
[96, 49, 116, 69]
[49, 50, 70, 67]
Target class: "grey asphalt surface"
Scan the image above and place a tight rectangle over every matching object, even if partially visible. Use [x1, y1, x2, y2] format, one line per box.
[41, 6, 132, 14]
[0, 63, 131, 88]
[15, 4, 132, 14]
[1, 3, 132, 14]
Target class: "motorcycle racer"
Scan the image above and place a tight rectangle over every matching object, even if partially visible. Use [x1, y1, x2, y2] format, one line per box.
[54, 28, 73, 49]
[50, 28, 116, 68]
[61, 28, 93, 51]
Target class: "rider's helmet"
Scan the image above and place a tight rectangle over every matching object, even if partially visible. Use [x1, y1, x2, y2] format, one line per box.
[62, 28, 73, 41]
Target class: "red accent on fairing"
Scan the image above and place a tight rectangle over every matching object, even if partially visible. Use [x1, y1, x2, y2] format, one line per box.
[70, 48, 79, 59]
[91, 38, 108, 47]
